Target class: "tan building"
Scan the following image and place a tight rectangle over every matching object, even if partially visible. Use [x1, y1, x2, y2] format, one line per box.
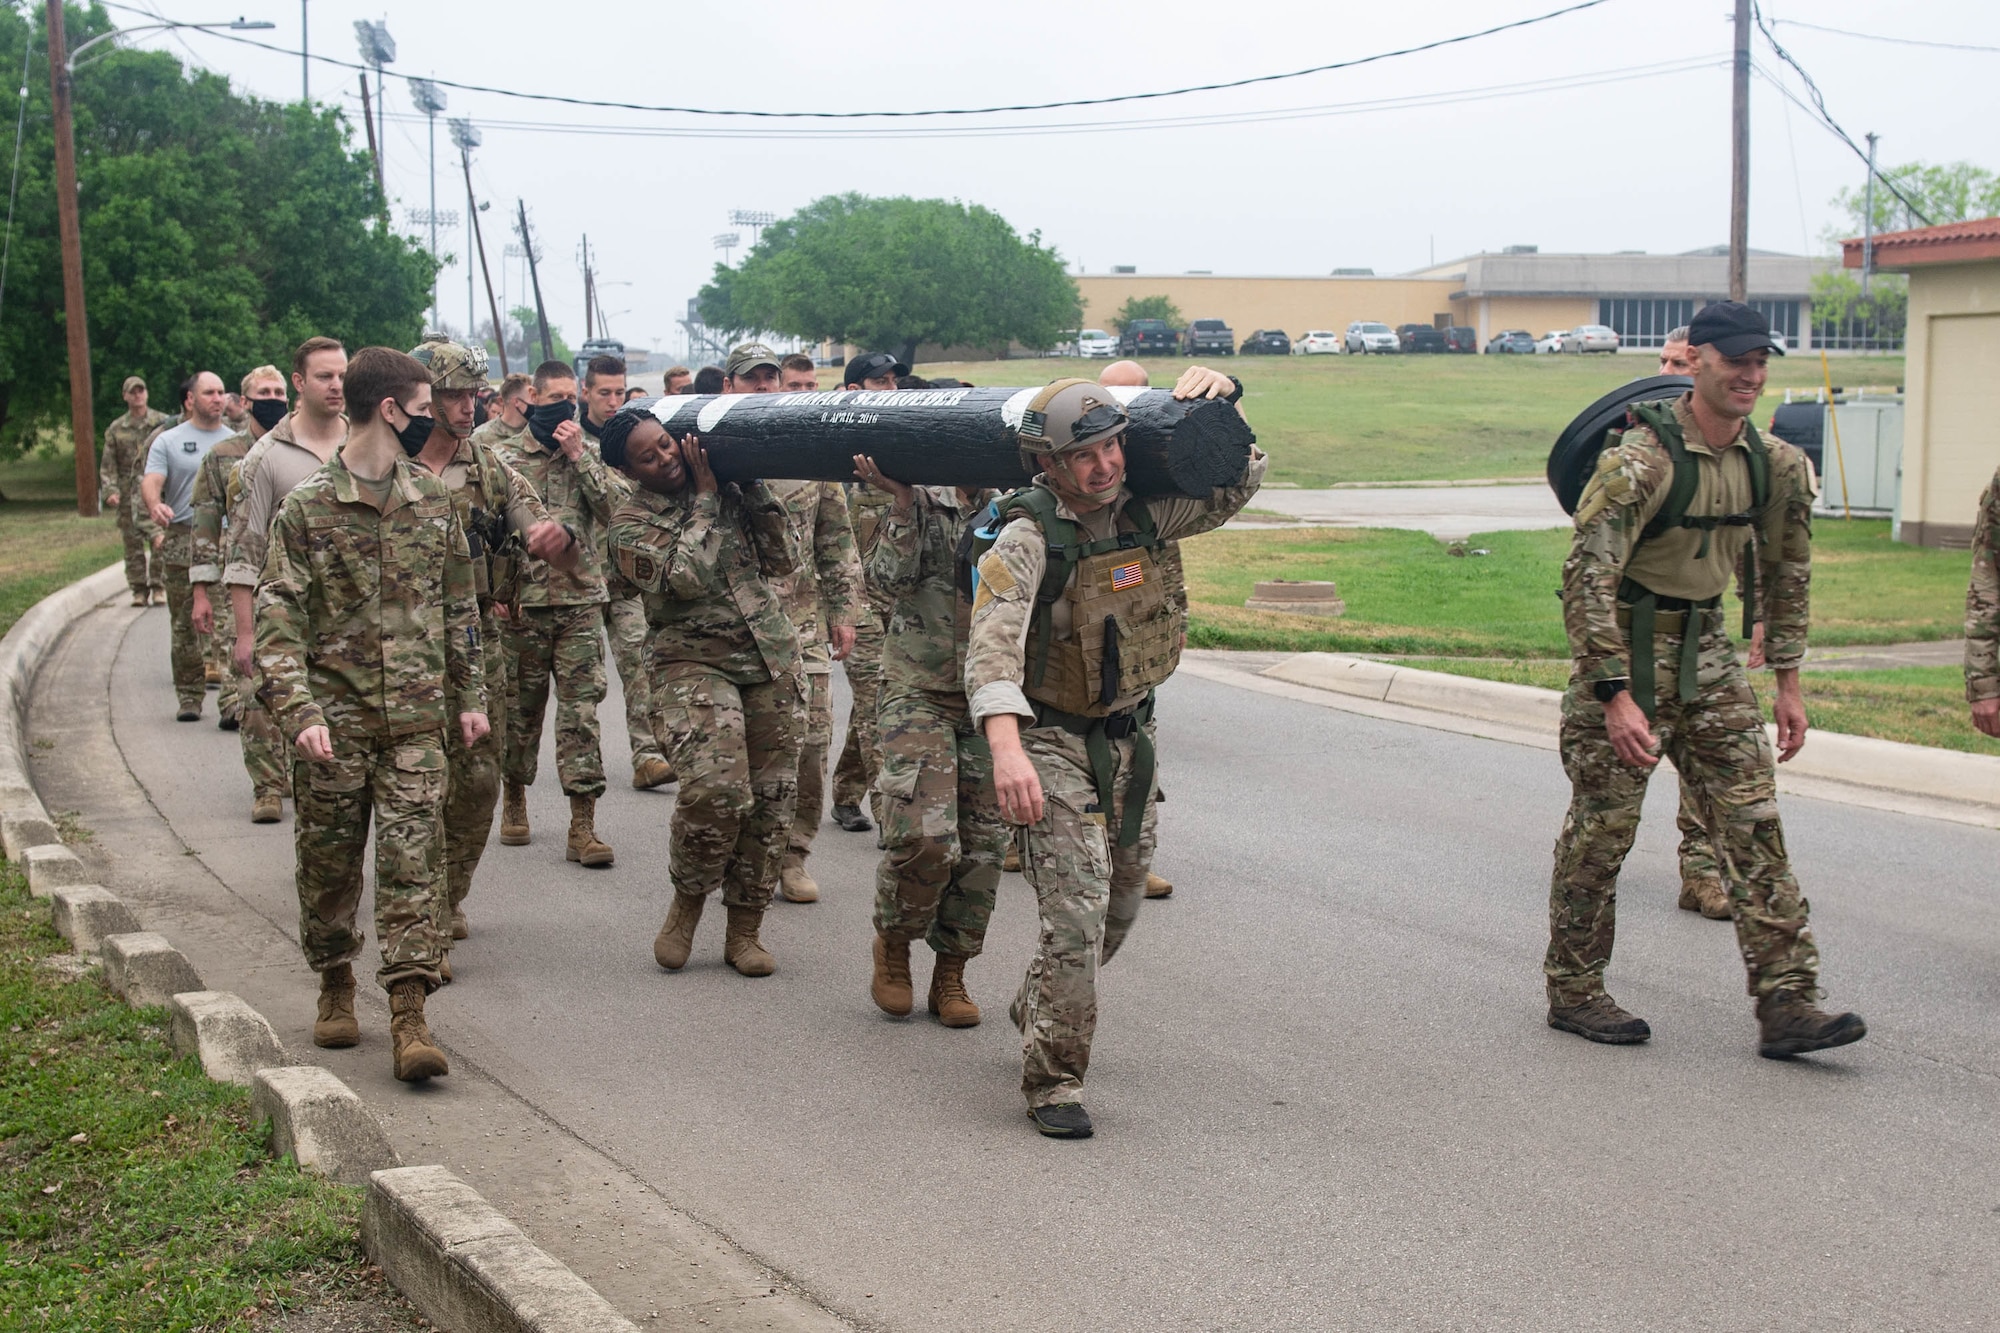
[1844, 218, 2000, 548]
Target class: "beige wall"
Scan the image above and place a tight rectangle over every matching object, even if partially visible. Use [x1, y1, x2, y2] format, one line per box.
[1075, 275, 1460, 340]
[1461, 296, 1599, 344]
[1895, 261, 2000, 547]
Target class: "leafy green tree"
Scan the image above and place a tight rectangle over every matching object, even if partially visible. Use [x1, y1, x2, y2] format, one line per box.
[696, 193, 1080, 366]
[1826, 159, 2000, 241]
[0, 5, 436, 458]
[1111, 295, 1182, 332]
[504, 305, 570, 366]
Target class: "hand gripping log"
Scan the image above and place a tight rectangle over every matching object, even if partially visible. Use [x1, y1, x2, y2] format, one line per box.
[632, 384, 1255, 498]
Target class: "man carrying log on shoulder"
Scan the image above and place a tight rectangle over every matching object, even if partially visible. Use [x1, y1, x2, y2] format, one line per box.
[964, 367, 1263, 1139]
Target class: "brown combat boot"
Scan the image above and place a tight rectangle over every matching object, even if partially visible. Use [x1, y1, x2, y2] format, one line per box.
[438, 953, 453, 985]
[251, 793, 282, 824]
[779, 855, 820, 903]
[1003, 846, 1022, 873]
[928, 954, 980, 1028]
[1547, 993, 1651, 1045]
[499, 779, 530, 845]
[632, 757, 675, 790]
[653, 893, 704, 970]
[1678, 877, 1732, 920]
[871, 932, 913, 1016]
[449, 907, 469, 940]
[312, 963, 359, 1049]
[1145, 871, 1173, 899]
[565, 796, 613, 867]
[723, 906, 775, 976]
[388, 981, 448, 1081]
[1756, 990, 1866, 1059]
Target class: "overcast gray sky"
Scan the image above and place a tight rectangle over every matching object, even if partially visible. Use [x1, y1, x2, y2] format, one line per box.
[116, 0, 1999, 359]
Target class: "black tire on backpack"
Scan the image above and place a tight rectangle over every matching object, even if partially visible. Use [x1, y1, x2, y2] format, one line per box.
[1546, 374, 1694, 515]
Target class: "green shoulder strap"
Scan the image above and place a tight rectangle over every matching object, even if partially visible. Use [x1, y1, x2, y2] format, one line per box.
[1632, 400, 1698, 544]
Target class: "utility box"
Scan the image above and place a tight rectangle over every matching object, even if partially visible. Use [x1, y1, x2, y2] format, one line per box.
[1814, 397, 1903, 519]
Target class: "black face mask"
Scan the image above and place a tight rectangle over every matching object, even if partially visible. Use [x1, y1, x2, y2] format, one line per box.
[247, 398, 289, 431]
[527, 400, 573, 446]
[393, 409, 434, 457]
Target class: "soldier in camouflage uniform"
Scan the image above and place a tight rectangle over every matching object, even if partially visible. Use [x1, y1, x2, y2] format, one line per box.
[142, 373, 237, 720]
[852, 457, 1006, 1028]
[409, 338, 580, 964]
[598, 404, 803, 978]
[830, 351, 910, 834]
[492, 361, 625, 867]
[967, 369, 1262, 1138]
[101, 375, 170, 605]
[1544, 302, 1865, 1060]
[255, 346, 486, 1083]
[469, 372, 532, 450]
[1964, 464, 2000, 738]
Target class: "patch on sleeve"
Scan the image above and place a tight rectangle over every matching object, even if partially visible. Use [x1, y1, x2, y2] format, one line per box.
[630, 553, 656, 585]
[976, 551, 1018, 597]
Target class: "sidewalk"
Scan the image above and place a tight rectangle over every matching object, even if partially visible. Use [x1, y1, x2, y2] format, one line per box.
[1231, 481, 1568, 540]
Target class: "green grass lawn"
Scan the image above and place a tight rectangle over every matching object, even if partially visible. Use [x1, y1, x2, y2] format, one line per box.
[0, 449, 126, 640]
[924, 352, 1906, 487]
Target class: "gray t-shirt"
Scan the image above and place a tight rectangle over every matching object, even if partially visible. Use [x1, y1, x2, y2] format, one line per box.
[144, 420, 236, 524]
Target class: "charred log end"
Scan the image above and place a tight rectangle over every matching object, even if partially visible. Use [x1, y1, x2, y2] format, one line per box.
[1163, 398, 1257, 496]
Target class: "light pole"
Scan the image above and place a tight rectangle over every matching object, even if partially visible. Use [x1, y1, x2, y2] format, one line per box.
[353, 21, 393, 185]
[728, 209, 775, 246]
[713, 232, 740, 267]
[54, 13, 275, 516]
[451, 118, 506, 373]
[409, 77, 446, 328]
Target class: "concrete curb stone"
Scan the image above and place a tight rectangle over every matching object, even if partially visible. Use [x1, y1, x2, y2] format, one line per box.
[251, 1066, 401, 1186]
[48, 883, 140, 953]
[0, 564, 124, 807]
[169, 990, 287, 1087]
[23, 842, 88, 897]
[363, 1165, 642, 1333]
[1, 799, 59, 861]
[101, 930, 204, 1007]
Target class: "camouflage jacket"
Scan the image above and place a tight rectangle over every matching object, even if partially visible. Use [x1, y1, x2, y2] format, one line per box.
[100, 408, 170, 513]
[188, 430, 255, 585]
[606, 482, 801, 688]
[468, 415, 526, 449]
[255, 451, 483, 741]
[846, 481, 897, 610]
[766, 478, 865, 675]
[1563, 394, 1812, 684]
[492, 430, 622, 607]
[966, 452, 1267, 726]
[225, 414, 347, 588]
[870, 487, 995, 696]
[1965, 464, 2000, 702]
[420, 433, 556, 608]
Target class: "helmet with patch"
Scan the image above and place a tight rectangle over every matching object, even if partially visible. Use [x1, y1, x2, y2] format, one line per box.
[408, 337, 490, 392]
[1015, 378, 1128, 460]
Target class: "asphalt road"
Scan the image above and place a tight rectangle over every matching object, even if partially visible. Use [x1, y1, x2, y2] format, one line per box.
[78, 608, 2000, 1330]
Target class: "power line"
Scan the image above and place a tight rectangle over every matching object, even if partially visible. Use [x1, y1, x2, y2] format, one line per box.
[1769, 18, 2000, 55]
[108, 0, 1615, 120]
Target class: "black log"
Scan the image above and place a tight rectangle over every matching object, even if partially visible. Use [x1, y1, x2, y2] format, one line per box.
[632, 385, 1256, 498]
[1546, 374, 1693, 515]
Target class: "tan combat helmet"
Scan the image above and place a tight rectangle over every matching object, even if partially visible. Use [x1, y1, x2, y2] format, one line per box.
[408, 337, 490, 391]
[1016, 378, 1128, 465]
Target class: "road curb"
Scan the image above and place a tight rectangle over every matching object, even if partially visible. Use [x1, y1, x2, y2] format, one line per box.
[48, 882, 140, 952]
[23, 841, 88, 897]
[101, 930, 205, 1006]
[169, 990, 287, 1087]
[0, 564, 124, 807]
[251, 1065, 402, 1185]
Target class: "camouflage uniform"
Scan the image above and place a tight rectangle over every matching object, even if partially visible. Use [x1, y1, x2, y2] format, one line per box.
[190, 431, 254, 724]
[606, 481, 803, 910]
[101, 407, 170, 597]
[585, 417, 668, 779]
[493, 424, 622, 799]
[832, 482, 895, 815]
[766, 478, 864, 868]
[1963, 464, 2000, 704]
[1546, 393, 1821, 1007]
[146, 421, 236, 712]
[255, 451, 483, 992]
[871, 488, 1008, 955]
[966, 458, 1266, 1109]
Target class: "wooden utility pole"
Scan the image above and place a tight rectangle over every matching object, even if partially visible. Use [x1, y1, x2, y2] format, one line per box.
[462, 145, 507, 374]
[582, 234, 594, 342]
[359, 75, 382, 198]
[1728, 0, 1751, 302]
[48, 1, 97, 516]
[517, 199, 553, 363]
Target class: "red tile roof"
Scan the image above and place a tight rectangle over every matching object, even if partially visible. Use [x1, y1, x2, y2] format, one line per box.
[1843, 216, 2000, 270]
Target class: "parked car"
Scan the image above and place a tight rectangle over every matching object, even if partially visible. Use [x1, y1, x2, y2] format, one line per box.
[1184, 318, 1235, 356]
[1486, 329, 1537, 354]
[1398, 323, 1447, 354]
[1345, 321, 1399, 354]
[1560, 324, 1622, 354]
[1297, 329, 1343, 355]
[1442, 326, 1478, 354]
[1076, 329, 1116, 358]
[1535, 330, 1568, 354]
[1118, 319, 1179, 356]
[1240, 329, 1291, 355]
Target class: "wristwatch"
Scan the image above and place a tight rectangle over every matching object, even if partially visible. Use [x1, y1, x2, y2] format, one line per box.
[1592, 678, 1629, 703]
[1224, 376, 1244, 404]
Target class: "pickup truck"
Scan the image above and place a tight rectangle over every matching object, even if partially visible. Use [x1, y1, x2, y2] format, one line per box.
[1398, 324, 1446, 354]
[1118, 319, 1179, 356]
[1184, 318, 1234, 356]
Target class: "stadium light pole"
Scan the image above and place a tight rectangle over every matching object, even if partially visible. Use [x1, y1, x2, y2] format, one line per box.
[410, 78, 447, 328]
[353, 21, 393, 183]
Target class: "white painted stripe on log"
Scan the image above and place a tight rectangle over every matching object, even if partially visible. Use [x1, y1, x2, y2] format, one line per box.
[1104, 385, 1148, 406]
[696, 395, 744, 432]
[999, 388, 1038, 430]
[649, 395, 693, 425]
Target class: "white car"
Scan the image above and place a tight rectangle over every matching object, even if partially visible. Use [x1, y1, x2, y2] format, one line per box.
[1536, 330, 1568, 354]
[1344, 321, 1399, 354]
[1076, 329, 1116, 358]
[1560, 324, 1622, 354]
[1297, 330, 1343, 355]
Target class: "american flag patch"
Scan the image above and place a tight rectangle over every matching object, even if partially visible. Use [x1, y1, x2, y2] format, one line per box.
[1110, 560, 1144, 591]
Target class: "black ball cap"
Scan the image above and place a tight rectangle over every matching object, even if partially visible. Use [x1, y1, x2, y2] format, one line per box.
[1688, 300, 1786, 357]
[843, 350, 910, 386]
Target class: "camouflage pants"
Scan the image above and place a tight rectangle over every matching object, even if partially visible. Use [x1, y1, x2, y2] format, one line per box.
[651, 664, 803, 911]
[504, 603, 606, 798]
[604, 586, 665, 771]
[1675, 779, 1721, 884]
[209, 583, 240, 722]
[1546, 628, 1821, 1007]
[788, 672, 833, 862]
[832, 605, 884, 811]
[293, 730, 448, 993]
[443, 607, 511, 914]
[160, 526, 203, 710]
[231, 587, 288, 800]
[872, 689, 1007, 959]
[117, 505, 162, 594]
[1015, 723, 1158, 1109]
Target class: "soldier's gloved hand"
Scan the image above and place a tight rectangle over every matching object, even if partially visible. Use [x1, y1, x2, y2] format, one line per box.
[460, 712, 491, 748]
[296, 725, 334, 762]
[829, 623, 856, 662]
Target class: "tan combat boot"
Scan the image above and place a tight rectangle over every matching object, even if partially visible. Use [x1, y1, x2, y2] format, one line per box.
[1002, 846, 1021, 873]
[653, 893, 705, 970]
[779, 855, 820, 904]
[499, 779, 530, 845]
[251, 793, 282, 824]
[723, 906, 775, 976]
[1756, 990, 1866, 1059]
[871, 932, 913, 1015]
[312, 963, 359, 1049]
[566, 796, 614, 867]
[1678, 877, 1731, 920]
[632, 757, 675, 789]
[927, 953, 980, 1028]
[438, 953, 453, 985]
[388, 981, 448, 1081]
[449, 907, 469, 940]
[1145, 871, 1173, 898]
